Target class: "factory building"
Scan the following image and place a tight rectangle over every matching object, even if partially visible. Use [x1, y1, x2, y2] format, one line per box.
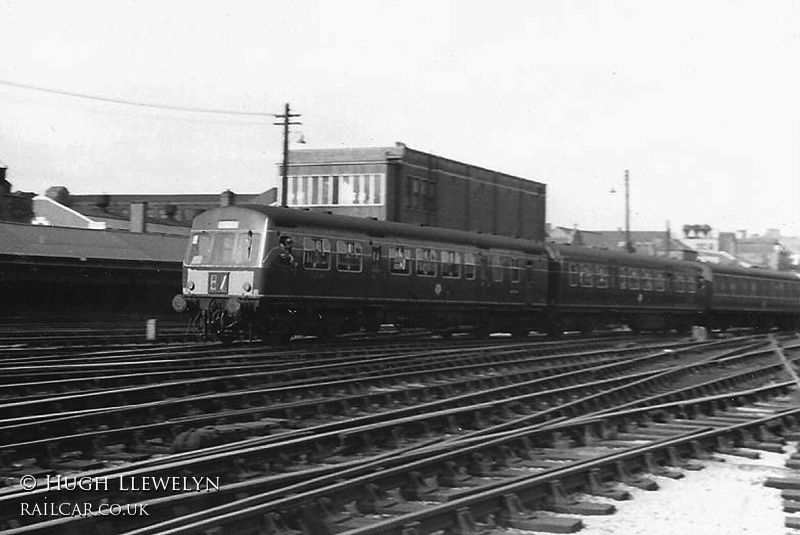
[284, 143, 547, 242]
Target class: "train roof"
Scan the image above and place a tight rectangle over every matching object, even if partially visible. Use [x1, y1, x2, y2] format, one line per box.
[0, 221, 185, 263]
[551, 243, 703, 270]
[195, 205, 550, 254]
[709, 263, 800, 281]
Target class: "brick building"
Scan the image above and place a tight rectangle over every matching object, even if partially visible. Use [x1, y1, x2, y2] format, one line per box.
[283, 143, 547, 242]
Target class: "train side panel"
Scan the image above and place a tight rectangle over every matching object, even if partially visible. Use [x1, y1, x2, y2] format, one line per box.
[707, 265, 800, 331]
[549, 245, 704, 333]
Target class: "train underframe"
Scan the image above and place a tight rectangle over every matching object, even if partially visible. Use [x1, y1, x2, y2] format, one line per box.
[705, 311, 800, 333]
[181, 296, 554, 342]
[175, 295, 797, 342]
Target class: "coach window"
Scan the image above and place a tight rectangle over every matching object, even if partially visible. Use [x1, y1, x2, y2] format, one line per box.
[336, 240, 363, 272]
[389, 246, 411, 275]
[654, 272, 665, 292]
[641, 270, 652, 291]
[579, 264, 593, 287]
[568, 263, 579, 287]
[463, 252, 477, 280]
[687, 275, 697, 294]
[675, 274, 684, 293]
[303, 237, 331, 270]
[442, 251, 461, 278]
[596, 266, 609, 289]
[618, 267, 628, 290]
[629, 269, 640, 290]
[491, 256, 504, 282]
[416, 248, 437, 277]
[510, 258, 521, 283]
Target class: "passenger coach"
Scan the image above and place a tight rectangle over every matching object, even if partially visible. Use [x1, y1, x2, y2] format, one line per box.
[173, 205, 800, 341]
[548, 245, 705, 334]
[705, 263, 800, 331]
[172, 205, 551, 340]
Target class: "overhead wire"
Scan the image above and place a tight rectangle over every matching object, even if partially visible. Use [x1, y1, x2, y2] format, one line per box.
[0, 78, 272, 118]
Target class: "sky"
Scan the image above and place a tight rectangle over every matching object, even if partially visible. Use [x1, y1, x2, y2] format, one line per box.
[1, 0, 798, 236]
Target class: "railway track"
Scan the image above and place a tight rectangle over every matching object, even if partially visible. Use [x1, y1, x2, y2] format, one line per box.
[1, 337, 757, 466]
[1, 333, 798, 534]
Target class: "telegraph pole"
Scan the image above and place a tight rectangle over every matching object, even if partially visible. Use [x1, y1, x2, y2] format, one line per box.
[624, 170, 633, 253]
[273, 103, 301, 207]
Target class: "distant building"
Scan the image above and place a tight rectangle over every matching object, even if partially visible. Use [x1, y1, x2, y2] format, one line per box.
[284, 143, 547, 241]
[0, 164, 35, 224]
[35, 188, 278, 235]
[681, 224, 719, 259]
[552, 223, 799, 271]
[548, 226, 698, 261]
[736, 236, 787, 270]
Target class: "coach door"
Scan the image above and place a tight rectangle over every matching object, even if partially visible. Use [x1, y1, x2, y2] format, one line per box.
[524, 259, 536, 306]
[478, 253, 490, 303]
[366, 243, 385, 300]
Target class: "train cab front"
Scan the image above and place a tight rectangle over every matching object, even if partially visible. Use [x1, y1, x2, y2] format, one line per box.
[173, 209, 267, 341]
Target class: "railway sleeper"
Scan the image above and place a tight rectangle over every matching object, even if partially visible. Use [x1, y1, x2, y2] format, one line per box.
[90, 437, 149, 462]
[585, 468, 631, 500]
[543, 479, 616, 515]
[643, 452, 684, 479]
[784, 500, 800, 513]
[714, 434, 760, 459]
[735, 428, 785, 453]
[614, 460, 658, 490]
[42, 443, 104, 471]
[360, 484, 427, 515]
[501, 493, 584, 533]
[0, 450, 52, 478]
[296, 497, 374, 534]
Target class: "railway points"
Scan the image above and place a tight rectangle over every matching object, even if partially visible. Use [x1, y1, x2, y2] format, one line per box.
[2, 333, 800, 534]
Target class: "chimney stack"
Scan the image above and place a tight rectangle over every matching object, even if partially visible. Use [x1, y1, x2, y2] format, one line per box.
[0, 165, 9, 195]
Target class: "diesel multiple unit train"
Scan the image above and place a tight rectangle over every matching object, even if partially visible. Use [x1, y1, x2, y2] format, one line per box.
[171, 205, 800, 341]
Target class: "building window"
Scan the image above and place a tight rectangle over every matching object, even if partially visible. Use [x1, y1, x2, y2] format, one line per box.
[288, 174, 385, 206]
[406, 176, 437, 212]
